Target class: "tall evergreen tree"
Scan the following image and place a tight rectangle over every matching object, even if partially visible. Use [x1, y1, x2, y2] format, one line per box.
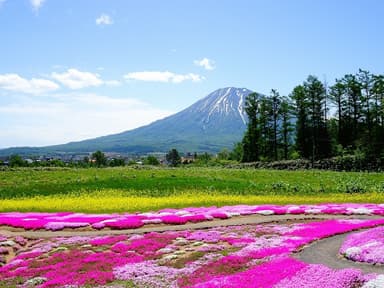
[342, 74, 362, 148]
[239, 69, 384, 166]
[291, 85, 311, 158]
[241, 93, 261, 162]
[329, 79, 346, 147]
[372, 74, 384, 158]
[280, 96, 294, 160]
[357, 69, 375, 157]
[304, 75, 332, 160]
[258, 96, 273, 160]
[270, 89, 281, 161]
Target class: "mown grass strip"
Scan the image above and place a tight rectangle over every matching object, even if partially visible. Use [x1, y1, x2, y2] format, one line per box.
[1, 167, 384, 199]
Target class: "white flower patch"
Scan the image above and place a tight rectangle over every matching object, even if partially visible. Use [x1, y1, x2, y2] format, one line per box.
[304, 209, 322, 214]
[99, 219, 118, 223]
[162, 254, 178, 261]
[0, 240, 16, 246]
[255, 210, 275, 216]
[157, 247, 175, 254]
[346, 207, 372, 215]
[142, 218, 162, 224]
[227, 212, 240, 217]
[175, 210, 190, 216]
[25, 276, 47, 286]
[362, 275, 384, 288]
[344, 246, 361, 257]
[180, 214, 194, 218]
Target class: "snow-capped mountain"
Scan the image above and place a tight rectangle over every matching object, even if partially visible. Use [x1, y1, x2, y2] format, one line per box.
[187, 87, 250, 128]
[0, 87, 257, 155]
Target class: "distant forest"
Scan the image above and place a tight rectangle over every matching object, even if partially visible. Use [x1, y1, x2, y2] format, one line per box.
[240, 69, 384, 168]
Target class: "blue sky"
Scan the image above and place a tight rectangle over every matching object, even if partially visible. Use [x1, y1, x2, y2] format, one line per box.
[0, 0, 383, 148]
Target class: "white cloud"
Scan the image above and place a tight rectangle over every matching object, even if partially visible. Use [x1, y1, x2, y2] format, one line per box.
[124, 71, 204, 83]
[0, 73, 59, 94]
[96, 14, 113, 25]
[0, 93, 173, 148]
[194, 58, 215, 70]
[51, 69, 103, 89]
[105, 80, 121, 86]
[30, 0, 45, 11]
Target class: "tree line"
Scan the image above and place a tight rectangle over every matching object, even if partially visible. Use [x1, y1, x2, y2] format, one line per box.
[241, 69, 384, 166]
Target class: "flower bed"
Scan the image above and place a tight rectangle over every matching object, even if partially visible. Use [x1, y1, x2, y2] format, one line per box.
[340, 226, 384, 265]
[1, 203, 384, 231]
[1, 218, 384, 287]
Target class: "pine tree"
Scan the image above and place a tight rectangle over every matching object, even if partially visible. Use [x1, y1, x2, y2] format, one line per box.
[291, 85, 311, 159]
[241, 93, 261, 162]
[280, 96, 294, 160]
[304, 75, 332, 160]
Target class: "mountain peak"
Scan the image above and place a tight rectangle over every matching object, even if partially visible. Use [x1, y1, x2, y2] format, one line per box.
[0, 87, 255, 155]
[188, 87, 253, 125]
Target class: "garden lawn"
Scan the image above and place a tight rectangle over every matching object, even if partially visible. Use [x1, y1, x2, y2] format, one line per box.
[1, 167, 384, 213]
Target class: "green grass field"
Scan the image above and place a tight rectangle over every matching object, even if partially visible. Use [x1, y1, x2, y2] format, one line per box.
[0, 167, 383, 213]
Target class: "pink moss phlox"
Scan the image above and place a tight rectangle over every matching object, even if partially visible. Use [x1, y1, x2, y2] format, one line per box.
[125, 232, 176, 257]
[221, 236, 255, 245]
[14, 236, 27, 246]
[340, 226, 384, 264]
[44, 221, 89, 231]
[284, 219, 384, 241]
[111, 242, 130, 253]
[0, 217, 48, 230]
[14, 251, 43, 260]
[160, 215, 189, 225]
[114, 260, 183, 287]
[179, 255, 251, 287]
[187, 231, 221, 243]
[1, 204, 384, 231]
[248, 246, 291, 259]
[274, 263, 369, 288]
[103, 217, 144, 229]
[209, 212, 229, 219]
[188, 257, 307, 288]
[89, 235, 128, 246]
[183, 214, 210, 223]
